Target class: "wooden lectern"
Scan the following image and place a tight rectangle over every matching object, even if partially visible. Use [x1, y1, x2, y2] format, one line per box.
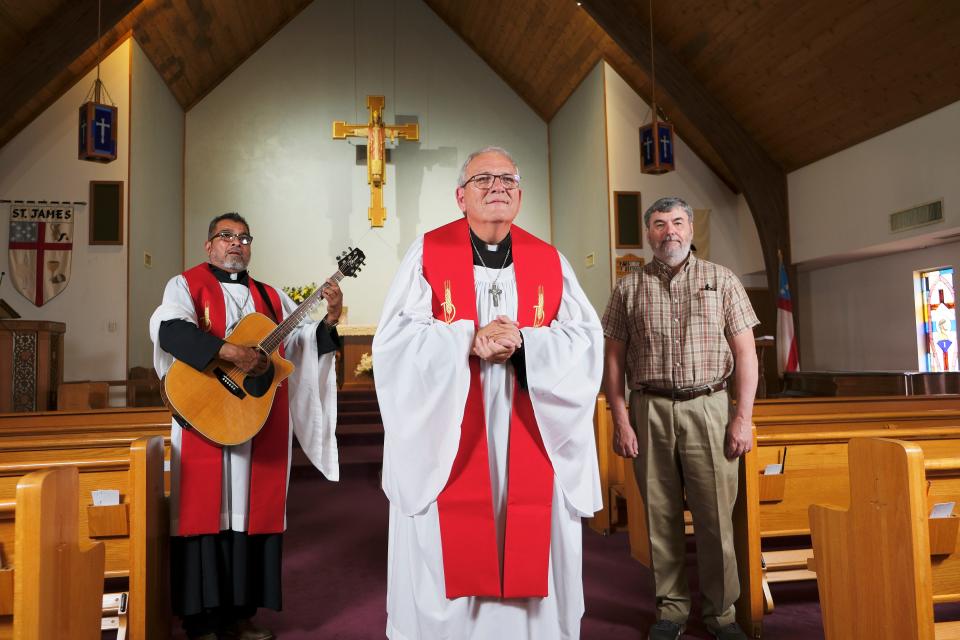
[0, 320, 65, 412]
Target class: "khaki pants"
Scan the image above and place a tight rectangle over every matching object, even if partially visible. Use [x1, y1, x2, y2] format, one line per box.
[630, 389, 740, 630]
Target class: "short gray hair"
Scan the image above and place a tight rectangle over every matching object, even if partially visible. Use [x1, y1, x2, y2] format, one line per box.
[643, 196, 694, 228]
[208, 212, 249, 238]
[457, 146, 519, 187]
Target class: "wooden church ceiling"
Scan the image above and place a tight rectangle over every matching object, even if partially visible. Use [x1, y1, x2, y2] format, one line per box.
[0, 0, 311, 150]
[1, 0, 959, 187]
[427, 0, 960, 184]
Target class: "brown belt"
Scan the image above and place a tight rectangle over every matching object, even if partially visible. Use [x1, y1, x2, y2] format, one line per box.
[640, 380, 727, 402]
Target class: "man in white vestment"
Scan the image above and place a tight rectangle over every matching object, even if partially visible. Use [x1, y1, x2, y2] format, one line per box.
[374, 147, 604, 639]
[150, 212, 342, 640]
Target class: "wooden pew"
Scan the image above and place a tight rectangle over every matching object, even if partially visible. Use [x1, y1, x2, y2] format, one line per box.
[809, 437, 960, 639]
[0, 437, 169, 640]
[13, 466, 105, 640]
[735, 402, 960, 637]
[754, 394, 960, 417]
[589, 394, 625, 535]
[0, 406, 170, 437]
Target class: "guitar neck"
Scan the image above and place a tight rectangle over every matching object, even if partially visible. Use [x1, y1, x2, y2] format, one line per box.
[259, 271, 345, 353]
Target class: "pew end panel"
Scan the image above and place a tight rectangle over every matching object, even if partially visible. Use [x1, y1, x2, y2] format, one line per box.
[13, 466, 106, 640]
[734, 427, 764, 638]
[128, 436, 170, 640]
[590, 394, 630, 535]
[809, 438, 935, 640]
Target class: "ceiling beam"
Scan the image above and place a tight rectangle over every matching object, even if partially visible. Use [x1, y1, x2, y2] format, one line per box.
[0, 0, 144, 149]
[583, 0, 795, 309]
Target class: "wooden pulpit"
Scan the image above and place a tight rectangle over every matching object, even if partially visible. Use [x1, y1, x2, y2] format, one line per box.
[0, 320, 65, 412]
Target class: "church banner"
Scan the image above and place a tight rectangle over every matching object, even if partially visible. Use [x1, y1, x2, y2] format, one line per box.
[6, 202, 78, 307]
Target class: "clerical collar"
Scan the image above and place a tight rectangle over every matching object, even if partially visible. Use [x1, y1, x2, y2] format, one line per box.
[207, 263, 249, 284]
[469, 228, 513, 268]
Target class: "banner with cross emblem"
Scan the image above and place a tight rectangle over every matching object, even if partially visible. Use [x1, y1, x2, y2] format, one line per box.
[7, 202, 78, 306]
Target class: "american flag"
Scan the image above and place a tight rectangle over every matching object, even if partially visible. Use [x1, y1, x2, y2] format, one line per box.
[777, 256, 799, 375]
[9, 221, 37, 243]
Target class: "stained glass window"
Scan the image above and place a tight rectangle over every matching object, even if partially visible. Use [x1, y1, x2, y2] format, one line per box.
[918, 267, 957, 372]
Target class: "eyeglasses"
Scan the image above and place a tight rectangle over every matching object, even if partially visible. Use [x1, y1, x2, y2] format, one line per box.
[211, 231, 253, 245]
[461, 173, 521, 190]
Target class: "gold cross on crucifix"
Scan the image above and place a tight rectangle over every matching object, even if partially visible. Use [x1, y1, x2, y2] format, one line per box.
[332, 95, 419, 227]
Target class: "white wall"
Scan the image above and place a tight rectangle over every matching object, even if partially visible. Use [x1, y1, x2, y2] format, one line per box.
[128, 40, 184, 369]
[603, 64, 762, 279]
[0, 40, 131, 381]
[790, 100, 960, 264]
[790, 99, 960, 370]
[798, 241, 960, 370]
[549, 64, 610, 313]
[184, 0, 549, 325]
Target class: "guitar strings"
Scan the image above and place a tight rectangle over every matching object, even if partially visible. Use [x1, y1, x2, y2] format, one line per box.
[223, 257, 358, 382]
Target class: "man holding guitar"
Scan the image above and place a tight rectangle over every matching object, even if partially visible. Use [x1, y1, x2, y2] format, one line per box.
[149, 212, 345, 640]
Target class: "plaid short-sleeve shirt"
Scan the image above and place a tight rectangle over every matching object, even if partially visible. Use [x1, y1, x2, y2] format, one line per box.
[602, 254, 759, 389]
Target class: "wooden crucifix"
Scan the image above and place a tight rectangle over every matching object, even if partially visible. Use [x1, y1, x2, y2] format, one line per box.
[332, 95, 419, 227]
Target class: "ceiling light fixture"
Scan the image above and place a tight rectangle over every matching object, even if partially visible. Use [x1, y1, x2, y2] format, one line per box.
[79, 0, 118, 163]
[639, 0, 674, 174]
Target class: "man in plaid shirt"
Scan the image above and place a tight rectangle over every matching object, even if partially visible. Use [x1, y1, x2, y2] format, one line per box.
[602, 196, 759, 640]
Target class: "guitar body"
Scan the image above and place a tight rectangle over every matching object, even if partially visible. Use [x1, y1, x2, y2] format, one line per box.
[164, 312, 295, 446]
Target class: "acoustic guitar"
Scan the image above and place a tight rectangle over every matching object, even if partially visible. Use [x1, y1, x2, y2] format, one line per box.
[163, 247, 366, 446]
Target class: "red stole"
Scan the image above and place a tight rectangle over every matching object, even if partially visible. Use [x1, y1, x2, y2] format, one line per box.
[177, 263, 291, 536]
[422, 218, 562, 598]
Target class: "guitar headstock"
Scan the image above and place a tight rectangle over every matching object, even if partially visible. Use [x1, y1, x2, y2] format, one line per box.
[337, 247, 366, 278]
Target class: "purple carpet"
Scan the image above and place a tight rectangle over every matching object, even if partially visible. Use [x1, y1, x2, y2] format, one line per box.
[173, 464, 829, 639]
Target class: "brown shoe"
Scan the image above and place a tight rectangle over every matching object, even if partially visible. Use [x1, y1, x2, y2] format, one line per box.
[227, 619, 275, 640]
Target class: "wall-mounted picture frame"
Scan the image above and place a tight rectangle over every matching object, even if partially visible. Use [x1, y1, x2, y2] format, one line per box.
[616, 253, 645, 281]
[614, 191, 642, 249]
[89, 180, 124, 245]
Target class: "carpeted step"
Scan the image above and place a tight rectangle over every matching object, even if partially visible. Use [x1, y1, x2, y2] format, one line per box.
[338, 410, 383, 425]
[337, 423, 384, 436]
[338, 399, 381, 412]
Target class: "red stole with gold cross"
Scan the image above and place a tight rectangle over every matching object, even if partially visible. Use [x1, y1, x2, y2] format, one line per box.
[177, 263, 291, 536]
[422, 218, 562, 598]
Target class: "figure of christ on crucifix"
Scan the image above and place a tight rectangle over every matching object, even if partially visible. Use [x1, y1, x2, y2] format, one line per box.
[332, 95, 419, 227]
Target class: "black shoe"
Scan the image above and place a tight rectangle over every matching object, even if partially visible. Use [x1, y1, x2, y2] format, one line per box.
[710, 622, 749, 639]
[648, 619, 684, 640]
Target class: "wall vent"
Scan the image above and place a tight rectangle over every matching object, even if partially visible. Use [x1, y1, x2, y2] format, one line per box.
[890, 199, 943, 232]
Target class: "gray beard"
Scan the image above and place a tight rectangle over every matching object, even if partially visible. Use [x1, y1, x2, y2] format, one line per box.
[655, 241, 691, 267]
[221, 255, 248, 271]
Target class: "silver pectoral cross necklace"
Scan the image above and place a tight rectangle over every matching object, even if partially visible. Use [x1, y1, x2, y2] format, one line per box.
[470, 238, 512, 308]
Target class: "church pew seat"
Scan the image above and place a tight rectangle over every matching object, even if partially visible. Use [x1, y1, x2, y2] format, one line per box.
[0, 437, 169, 640]
[809, 438, 960, 639]
[736, 419, 960, 637]
[12, 466, 105, 640]
[0, 406, 170, 436]
[754, 394, 960, 418]
[56, 382, 110, 410]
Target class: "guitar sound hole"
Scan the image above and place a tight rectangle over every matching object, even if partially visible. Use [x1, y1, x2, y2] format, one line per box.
[243, 362, 275, 398]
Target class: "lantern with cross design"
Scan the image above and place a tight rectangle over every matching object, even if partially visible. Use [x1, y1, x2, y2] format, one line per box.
[638, 0, 675, 175]
[639, 117, 675, 175]
[78, 1, 117, 163]
[78, 100, 117, 163]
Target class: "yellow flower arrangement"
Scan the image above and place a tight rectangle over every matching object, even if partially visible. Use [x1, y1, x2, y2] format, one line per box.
[354, 352, 374, 378]
[282, 282, 318, 304]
